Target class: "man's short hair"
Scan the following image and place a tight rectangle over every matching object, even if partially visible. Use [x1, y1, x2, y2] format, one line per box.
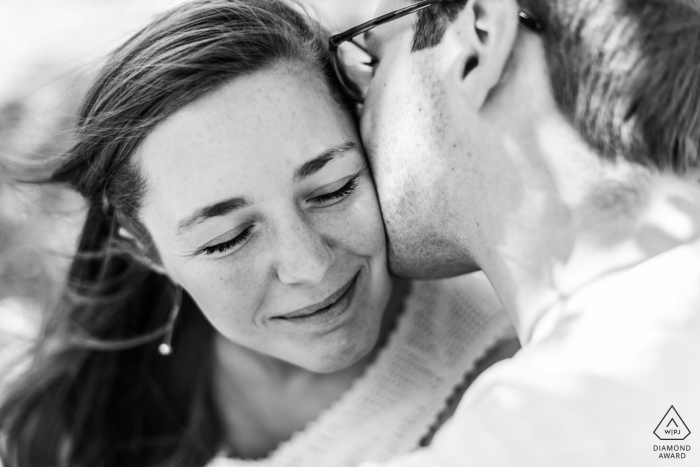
[413, 0, 700, 175]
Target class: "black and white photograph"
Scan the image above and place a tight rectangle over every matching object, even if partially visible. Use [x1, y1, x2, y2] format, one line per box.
[0, 0, 698, 466]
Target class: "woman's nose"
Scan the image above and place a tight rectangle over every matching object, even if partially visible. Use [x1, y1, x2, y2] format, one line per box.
[275, 216, 334, 286]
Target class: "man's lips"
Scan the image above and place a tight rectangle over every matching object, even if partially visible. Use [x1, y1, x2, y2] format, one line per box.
[274, 274, 358, 320]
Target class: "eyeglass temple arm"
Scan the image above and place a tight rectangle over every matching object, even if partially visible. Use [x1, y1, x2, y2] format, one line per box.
[330, 3, 543, 47]
[330, 0, 451, 46]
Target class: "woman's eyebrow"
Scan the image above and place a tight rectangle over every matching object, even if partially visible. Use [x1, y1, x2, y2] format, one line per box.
[176, 197, 251, 237]
[175, 142, 358, 237]
[294, 141, 357, 182]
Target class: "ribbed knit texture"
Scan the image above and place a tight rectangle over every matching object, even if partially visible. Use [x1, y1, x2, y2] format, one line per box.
[208, 272, 514, 467]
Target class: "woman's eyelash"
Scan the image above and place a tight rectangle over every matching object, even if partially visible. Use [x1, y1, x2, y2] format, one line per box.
[201, 226, 253, 256]
[198, 178, 359, 256]
[311, 177, 359, 204]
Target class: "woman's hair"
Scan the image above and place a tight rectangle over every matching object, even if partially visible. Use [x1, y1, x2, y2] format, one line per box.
[0, 1, 351, 466]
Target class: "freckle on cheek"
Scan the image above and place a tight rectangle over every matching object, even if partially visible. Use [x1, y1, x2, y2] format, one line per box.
[225, 268, 258, 293]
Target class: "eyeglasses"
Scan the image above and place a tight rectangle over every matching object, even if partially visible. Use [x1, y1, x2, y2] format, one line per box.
[329, 0, 544, 103]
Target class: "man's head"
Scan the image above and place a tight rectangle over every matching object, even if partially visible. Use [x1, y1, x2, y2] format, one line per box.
[358, 0, 700, 278]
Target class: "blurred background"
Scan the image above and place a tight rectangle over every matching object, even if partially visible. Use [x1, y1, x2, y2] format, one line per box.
[0, 0, 377, 372]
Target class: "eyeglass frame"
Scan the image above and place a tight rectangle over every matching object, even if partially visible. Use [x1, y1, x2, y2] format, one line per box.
[328, 0, 544, 103]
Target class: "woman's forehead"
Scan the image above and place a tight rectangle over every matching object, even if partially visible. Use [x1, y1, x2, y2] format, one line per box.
[142, 67, 344, 168]
[135, 65, 357, 224]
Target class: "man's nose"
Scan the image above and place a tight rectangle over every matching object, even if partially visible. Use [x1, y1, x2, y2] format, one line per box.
[275, 215, 334, 286]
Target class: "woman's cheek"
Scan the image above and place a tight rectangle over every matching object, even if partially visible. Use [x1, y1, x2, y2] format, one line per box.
[326, 186, 387, 257]
[179, 254, 266, 338]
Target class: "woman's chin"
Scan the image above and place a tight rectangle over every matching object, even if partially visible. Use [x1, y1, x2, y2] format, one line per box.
[301, 333, 380, 374]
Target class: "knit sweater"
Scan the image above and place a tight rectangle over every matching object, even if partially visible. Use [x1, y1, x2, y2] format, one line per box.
[207, 272, 515, 467]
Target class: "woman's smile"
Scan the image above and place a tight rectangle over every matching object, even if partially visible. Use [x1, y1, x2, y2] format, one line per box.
[272, 270, 360, 329]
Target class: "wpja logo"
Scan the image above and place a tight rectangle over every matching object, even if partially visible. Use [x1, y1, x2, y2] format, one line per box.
[653, 406, 691, 460]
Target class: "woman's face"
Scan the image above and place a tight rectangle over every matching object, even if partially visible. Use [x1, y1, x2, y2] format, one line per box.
[136, 63, 392, 373]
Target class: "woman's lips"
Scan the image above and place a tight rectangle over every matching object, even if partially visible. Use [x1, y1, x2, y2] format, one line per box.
[274, 273, 359, 321]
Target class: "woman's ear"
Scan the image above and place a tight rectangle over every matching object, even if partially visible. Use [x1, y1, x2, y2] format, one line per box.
[446, 0, 520, 111]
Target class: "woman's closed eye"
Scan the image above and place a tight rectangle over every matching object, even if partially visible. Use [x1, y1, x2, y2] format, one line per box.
[309, 176, 359, 206]
[197, 176, 360, 257]
[200, 225, 254, 256]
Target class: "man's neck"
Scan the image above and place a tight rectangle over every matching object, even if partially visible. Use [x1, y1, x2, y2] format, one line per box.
[477, 119, 700, 344]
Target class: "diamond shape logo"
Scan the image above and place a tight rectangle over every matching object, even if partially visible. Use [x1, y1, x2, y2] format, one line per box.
[654, 406, 691, 440]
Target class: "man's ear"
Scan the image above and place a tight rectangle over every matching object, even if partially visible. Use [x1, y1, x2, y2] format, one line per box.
[446, 0, 520, 111]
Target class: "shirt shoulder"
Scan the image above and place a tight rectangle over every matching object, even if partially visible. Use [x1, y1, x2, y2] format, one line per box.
[423, 240, 700, 466]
